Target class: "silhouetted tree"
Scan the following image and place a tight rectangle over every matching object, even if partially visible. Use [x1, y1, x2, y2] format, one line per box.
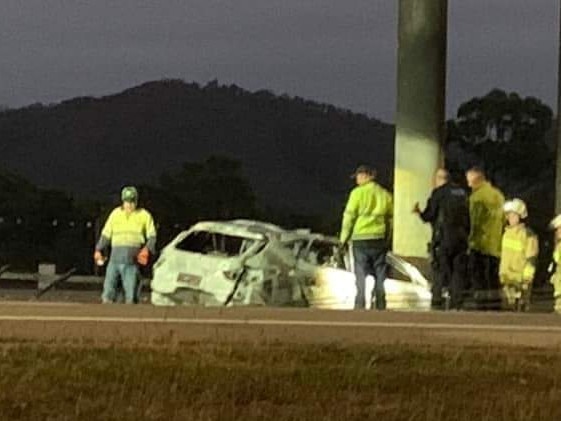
[446, 89, 553, 189]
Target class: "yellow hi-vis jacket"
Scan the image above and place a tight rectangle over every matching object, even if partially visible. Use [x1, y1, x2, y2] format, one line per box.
[469, 181, 505, 257]
[339, 181, 393, 244]
[499, 224, 538, 286]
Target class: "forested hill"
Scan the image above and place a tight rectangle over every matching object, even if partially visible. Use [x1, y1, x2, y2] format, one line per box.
[0, 79, 394, 213]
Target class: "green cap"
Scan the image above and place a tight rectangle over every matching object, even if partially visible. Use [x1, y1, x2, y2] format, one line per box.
[121, 186, 138, 203]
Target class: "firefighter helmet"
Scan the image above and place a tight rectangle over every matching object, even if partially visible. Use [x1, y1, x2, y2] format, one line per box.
[503, 198, 527, 219]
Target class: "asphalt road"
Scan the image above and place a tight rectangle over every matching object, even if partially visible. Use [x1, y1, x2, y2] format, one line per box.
[0, 301, 560, 348]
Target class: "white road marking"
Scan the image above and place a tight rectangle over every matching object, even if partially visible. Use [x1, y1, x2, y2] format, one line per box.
[0, 315, 559, 333]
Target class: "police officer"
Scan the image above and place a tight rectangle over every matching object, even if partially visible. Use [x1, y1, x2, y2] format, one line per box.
[414, 170, 470, 310]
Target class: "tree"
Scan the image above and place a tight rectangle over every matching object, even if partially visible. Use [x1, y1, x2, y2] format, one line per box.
[159, 155, 257, 220]
[138, 156, 258, 246]
[446, 89, 553, 191]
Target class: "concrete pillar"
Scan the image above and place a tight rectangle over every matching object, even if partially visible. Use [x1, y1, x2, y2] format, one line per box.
[555, 2, 561, 215]
[393, 0, 448, 258]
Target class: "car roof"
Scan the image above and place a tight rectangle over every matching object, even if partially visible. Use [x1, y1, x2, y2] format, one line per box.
[186, 219, 341, 244]
[186, 220, 284, 240]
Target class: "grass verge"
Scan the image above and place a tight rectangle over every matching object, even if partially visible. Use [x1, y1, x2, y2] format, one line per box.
[0, 339, 559, 420]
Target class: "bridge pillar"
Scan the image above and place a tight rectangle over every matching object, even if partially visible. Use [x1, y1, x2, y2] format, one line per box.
[393, 0, 448, 259]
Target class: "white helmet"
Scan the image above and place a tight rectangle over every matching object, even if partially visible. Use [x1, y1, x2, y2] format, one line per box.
[550, 214, 561, 230]
[503, 198, 527, 219]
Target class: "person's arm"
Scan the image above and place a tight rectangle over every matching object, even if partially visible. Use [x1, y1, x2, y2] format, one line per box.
[523, 232, 539, 283]
[95, 211, 114, 252]
[340, 189, 359, 245]
[144, 212, 157, 254]
[386, 192, 394, 246]
[418, 190, 440, 223]
[499, 234, 507, 284]
[468, 198, 485, 250]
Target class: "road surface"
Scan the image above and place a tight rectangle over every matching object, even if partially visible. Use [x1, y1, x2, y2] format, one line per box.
[0, 301, 560, 348]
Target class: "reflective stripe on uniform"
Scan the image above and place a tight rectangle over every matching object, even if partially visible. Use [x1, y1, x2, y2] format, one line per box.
[111, 231, 146, 248]
[502, 237, 524, 252]
[101, 207, 156, 248]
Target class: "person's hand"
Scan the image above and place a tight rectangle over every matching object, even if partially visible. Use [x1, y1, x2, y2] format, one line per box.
[94, 250, 105, 266]
[137, 247, 150, 266]
[413, 202, 421, 214]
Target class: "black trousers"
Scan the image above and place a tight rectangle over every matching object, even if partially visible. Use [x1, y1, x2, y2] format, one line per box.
[432, 247, 467, 310]
[468, 251, 500, 310]
[468, 251, 500, 291]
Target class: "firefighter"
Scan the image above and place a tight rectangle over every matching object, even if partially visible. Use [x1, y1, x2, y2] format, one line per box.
[465, 166, 505, 308]
[94, 186, 157, 304]
[549, 214, 561, 314]
[414, 170, 470, 310]
[340, 165, 393, 310]
[499, 199, 538, 312]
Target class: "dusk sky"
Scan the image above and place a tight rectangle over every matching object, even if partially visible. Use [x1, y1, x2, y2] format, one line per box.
[1, 0, 559, 122]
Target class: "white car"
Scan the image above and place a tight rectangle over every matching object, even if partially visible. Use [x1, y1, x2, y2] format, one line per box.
[150, 219, 431, 310]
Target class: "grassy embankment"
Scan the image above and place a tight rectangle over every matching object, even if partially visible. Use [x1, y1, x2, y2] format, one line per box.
[0, 338, 559, 420]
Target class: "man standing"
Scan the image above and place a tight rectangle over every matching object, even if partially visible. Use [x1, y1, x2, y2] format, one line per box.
[465, 167, 505, 308]
[414, 170, 470, 310]
[94, 186, 157, 304]
[415, 168, 449, 304]
[340, 165, 393, 310]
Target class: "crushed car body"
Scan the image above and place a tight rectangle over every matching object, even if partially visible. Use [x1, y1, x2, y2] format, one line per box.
[150, 219, 431, 310]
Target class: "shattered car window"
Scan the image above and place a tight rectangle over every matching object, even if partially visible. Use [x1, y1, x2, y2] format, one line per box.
[175, 231, 257, 257]
[282, 240, 308, 259]
[303, 240, 346, 269]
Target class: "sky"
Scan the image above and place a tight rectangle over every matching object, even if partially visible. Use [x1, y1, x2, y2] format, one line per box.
[1, 0, 559, 122]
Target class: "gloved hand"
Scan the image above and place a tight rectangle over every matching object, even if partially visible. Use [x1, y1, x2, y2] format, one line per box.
[93, 250, 105, 266]
[137, 247, 150, 266]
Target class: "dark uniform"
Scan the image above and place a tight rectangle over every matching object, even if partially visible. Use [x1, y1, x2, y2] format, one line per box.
[419, 182, 470, 309]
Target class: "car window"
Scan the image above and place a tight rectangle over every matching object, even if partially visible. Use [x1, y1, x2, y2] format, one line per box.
[306, 240, 345, 268]
[175, 231, 255, 257]
[280, 240, 308, 259]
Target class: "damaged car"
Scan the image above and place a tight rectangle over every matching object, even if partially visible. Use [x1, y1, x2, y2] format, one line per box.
[150, 219, 431, 310]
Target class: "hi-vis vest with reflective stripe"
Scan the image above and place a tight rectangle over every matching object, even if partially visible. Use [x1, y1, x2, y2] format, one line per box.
[101, 207, 156, 248]
[97, 207, 157, 264]
[499, 224, 538, 285]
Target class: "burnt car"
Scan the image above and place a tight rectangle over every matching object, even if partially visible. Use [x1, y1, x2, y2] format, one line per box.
[150, 220, 431, 310]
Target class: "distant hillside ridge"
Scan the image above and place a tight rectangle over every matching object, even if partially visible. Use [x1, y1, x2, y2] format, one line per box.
[0, 79, 395, 213]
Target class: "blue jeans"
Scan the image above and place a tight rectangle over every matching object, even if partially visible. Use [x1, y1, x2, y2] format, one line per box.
[353, 240, 388, 310]
[102, 262, 140, 304]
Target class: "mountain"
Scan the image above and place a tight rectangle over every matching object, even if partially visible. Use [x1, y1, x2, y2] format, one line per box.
[0, 79, 394, 215]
